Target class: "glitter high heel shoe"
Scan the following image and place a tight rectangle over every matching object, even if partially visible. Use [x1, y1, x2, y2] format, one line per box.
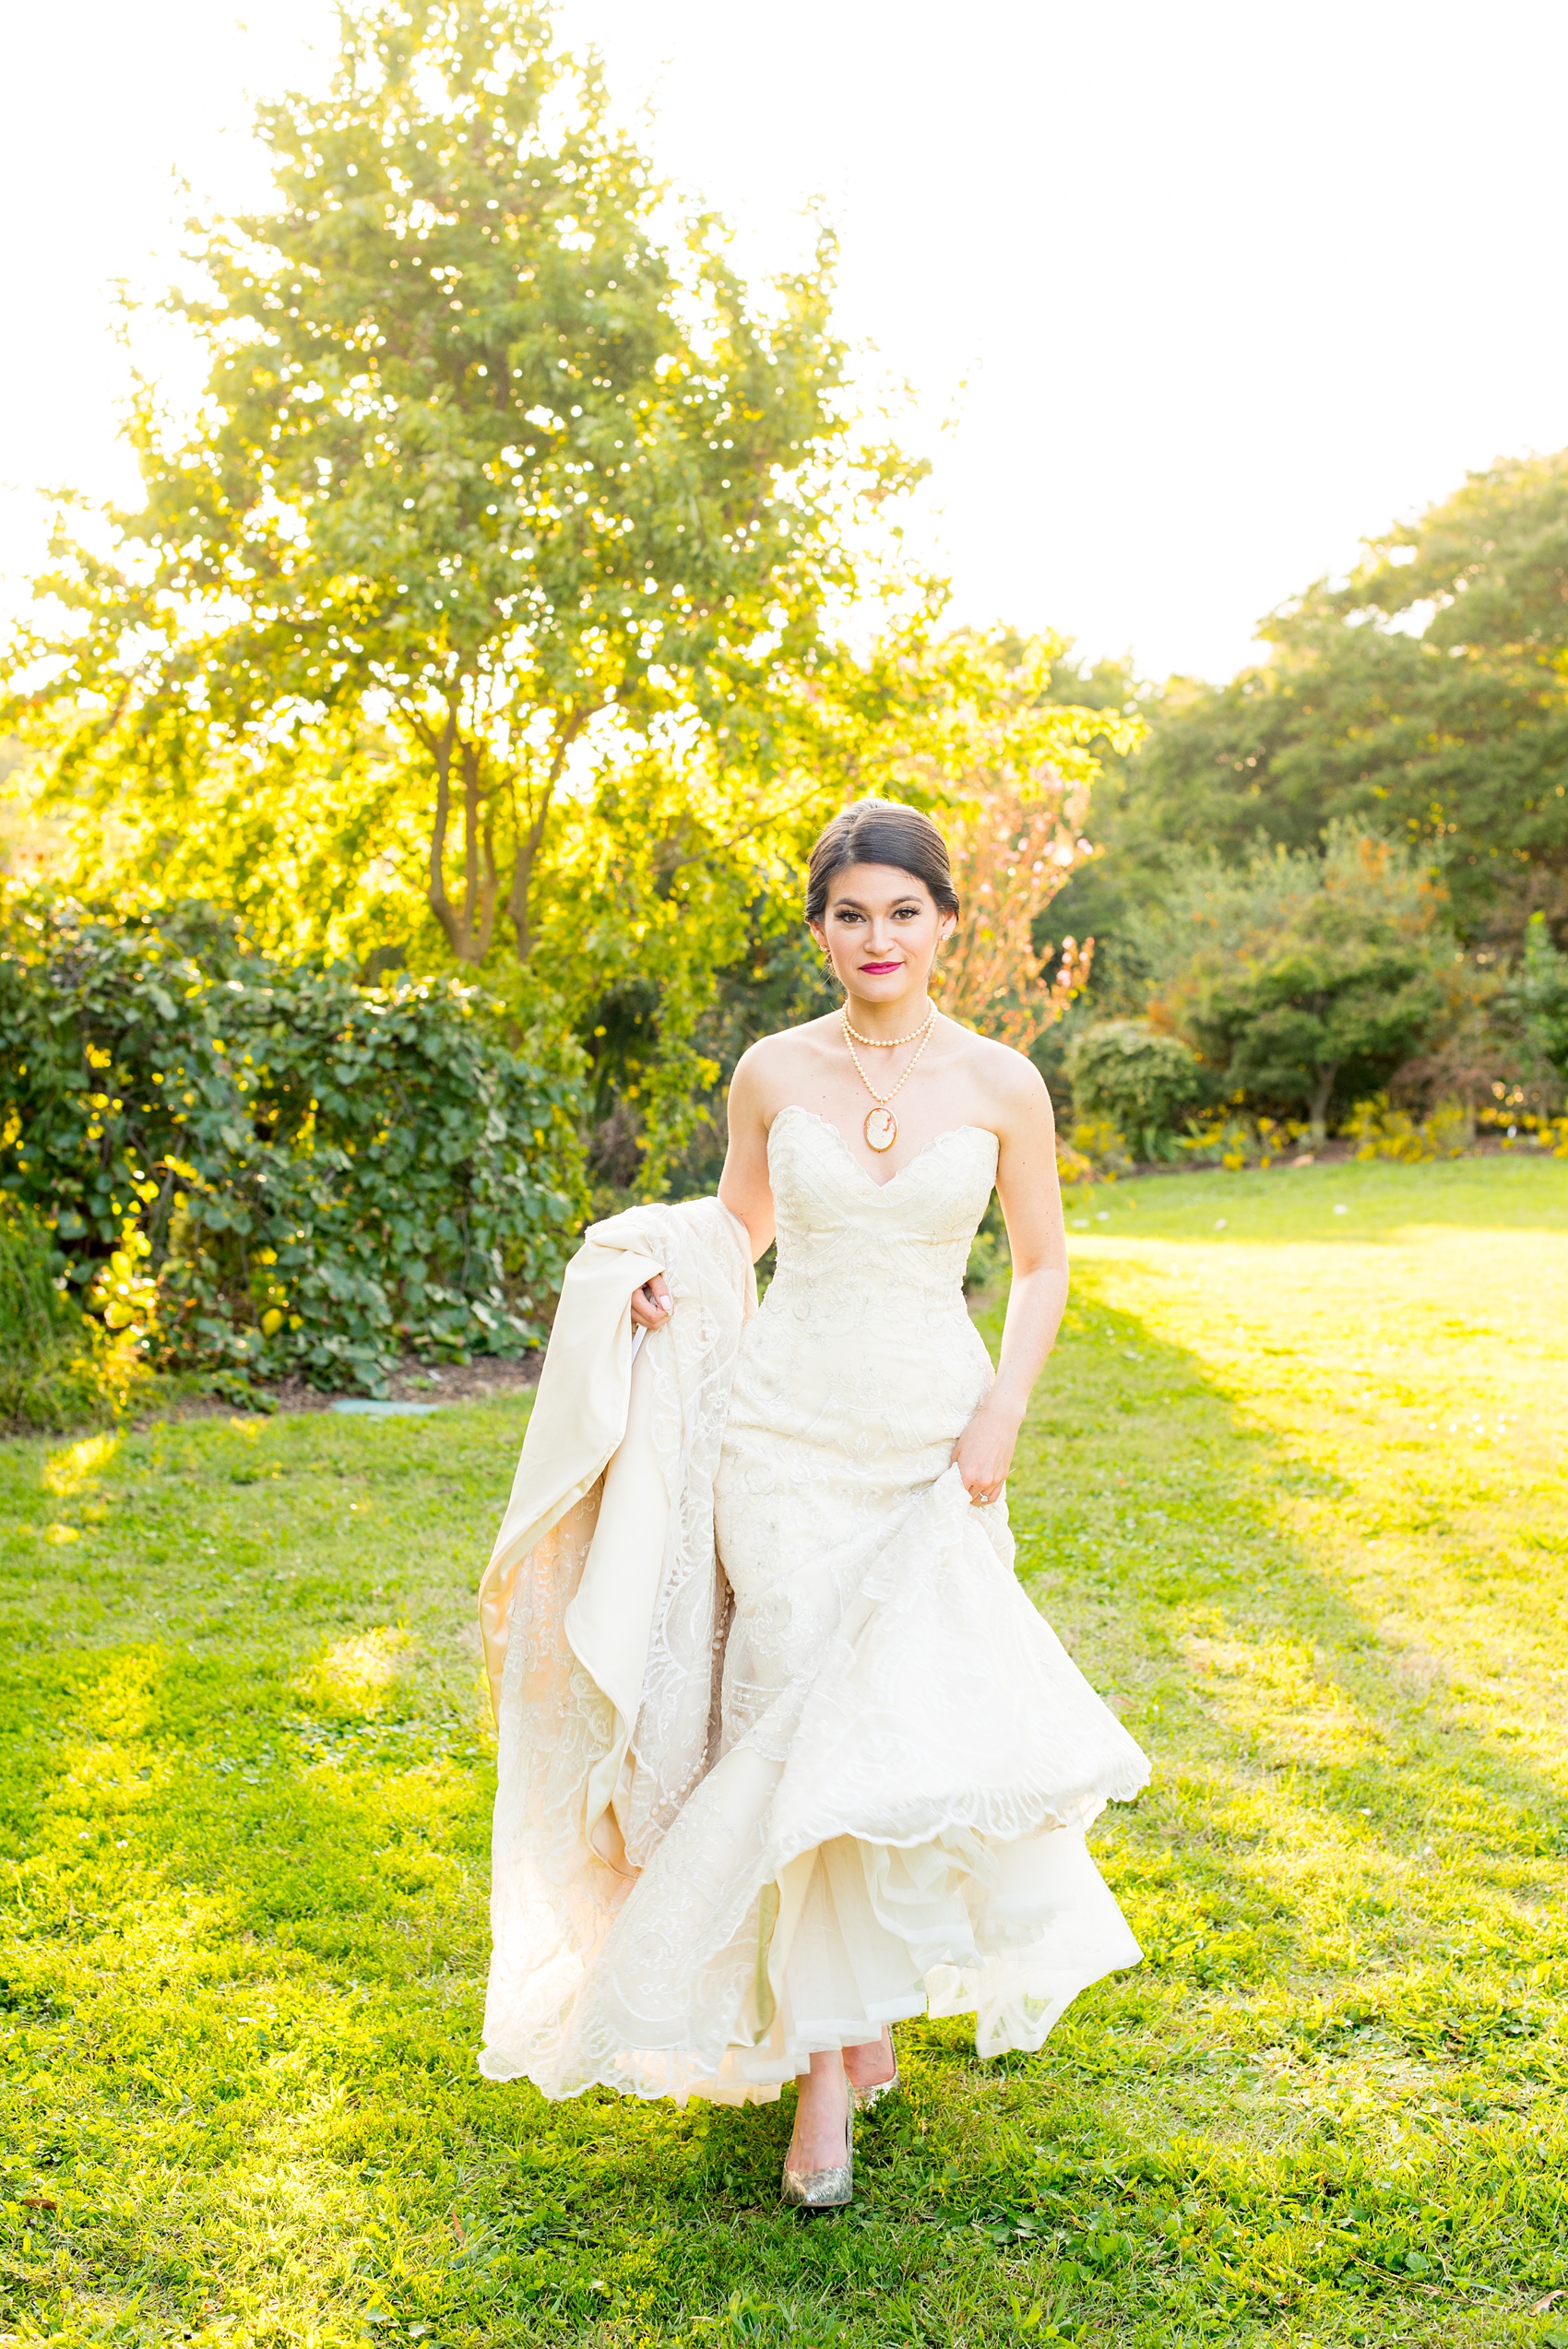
[780, 2096, 853, 2210]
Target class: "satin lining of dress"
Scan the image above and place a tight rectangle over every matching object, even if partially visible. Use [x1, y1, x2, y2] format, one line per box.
[767, 1101, 998, 1194]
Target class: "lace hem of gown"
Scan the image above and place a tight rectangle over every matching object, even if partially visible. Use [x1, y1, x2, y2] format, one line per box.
[481, 1461, 1149, 2106]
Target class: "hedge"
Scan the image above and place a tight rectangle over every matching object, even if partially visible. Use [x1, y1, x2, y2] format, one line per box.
[0, 1195, 113, 1430]
[0, 899, 588, 1395]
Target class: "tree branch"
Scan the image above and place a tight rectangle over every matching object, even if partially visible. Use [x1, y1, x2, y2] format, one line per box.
[460, 737, 481, 951]
[425, 702, 464, 958]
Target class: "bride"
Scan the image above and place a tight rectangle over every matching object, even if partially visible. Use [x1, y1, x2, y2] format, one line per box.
[478, 799, 1149, 2209]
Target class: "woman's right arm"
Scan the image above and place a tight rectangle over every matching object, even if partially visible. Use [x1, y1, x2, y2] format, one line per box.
[718, 1045, 777, 1263]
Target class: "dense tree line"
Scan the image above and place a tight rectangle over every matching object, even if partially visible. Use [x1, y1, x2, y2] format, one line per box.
[1041, 452, 1568, 1148]
[3, 0, 1565, 1419]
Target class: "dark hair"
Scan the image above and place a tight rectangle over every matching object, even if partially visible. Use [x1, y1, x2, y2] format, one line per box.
[804, 800, 959, 925]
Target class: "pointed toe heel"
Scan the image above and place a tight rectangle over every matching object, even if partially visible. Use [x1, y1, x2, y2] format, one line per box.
[780, 2103, 853, 2210]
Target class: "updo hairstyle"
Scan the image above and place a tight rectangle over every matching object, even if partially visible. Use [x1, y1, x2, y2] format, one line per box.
[804, 800, 960, 926]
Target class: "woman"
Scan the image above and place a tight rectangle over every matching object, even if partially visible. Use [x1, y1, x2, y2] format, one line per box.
[479, 801, 1148, 2208]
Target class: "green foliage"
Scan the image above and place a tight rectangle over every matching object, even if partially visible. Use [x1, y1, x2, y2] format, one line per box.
[1064, 1021, 1210, 1156]
[1518, 908, 1568, 1082]
[1, 1156, 1564, 2344]
[1104, 449, 1568, 949]
[1480, 1105, 1568, 1157]
[4, 0, 885, 967]
[1030, 651, 1162, 1023]
[1345, 1097, 1472, 1162]
[1348, 444, 1568, 663]
[0, 1200, 113, 1432]
[531, 626, 1135, 1196]
[0, 1201, 76, 1365]
[1146, 829, 1454, 1143]
[1173, 1111, 1303, 1170]
[0, 897, 586, 1394]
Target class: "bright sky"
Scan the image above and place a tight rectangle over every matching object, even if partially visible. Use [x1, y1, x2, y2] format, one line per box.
[4, 0, 1566, 683]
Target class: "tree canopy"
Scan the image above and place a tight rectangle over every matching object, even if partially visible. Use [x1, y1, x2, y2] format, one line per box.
[1141, 829, 1455, 1143]
[4, 0, 900, 967]
[1086, 451, 1568, 949]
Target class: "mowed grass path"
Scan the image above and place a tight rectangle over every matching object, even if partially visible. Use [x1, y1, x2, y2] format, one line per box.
[0, 1157, 1564, 2349]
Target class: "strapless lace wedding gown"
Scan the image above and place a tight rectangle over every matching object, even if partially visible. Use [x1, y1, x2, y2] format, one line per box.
[485, 1105, 1149, 2104]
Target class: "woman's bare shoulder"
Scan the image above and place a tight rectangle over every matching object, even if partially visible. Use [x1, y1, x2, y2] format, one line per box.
[937, 1014, 1047, 1085]
[732, 1014, 841, 1086]
[938, 1017, 1055, 1121]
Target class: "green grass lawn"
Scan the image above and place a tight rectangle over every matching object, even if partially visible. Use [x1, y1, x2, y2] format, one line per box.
[1, 1156, 1565, 2349]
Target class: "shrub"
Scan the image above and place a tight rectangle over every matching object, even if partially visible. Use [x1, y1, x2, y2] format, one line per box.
[1479, 1106, 1568, 1157]
[0, 1198, 117, 1430]
[1177, 1113, 1303, 1170]
[1054, 1134, 1096, 1189]
[1065, 1021, 1209, 1157]
[1065, 1118, 1135, 1179]
[0, 899, 588, 1395]
[1347, 1097, 1471, 1162]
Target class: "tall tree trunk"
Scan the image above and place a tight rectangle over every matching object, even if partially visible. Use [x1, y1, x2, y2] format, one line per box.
[1308, 1062, 1338, 1147]
[425, 704, 471, 960]
[506, 791, 552, 964]
[459, 738, 499, 964]
[422, 704, 499, 966]
[506, 712, 589, 961]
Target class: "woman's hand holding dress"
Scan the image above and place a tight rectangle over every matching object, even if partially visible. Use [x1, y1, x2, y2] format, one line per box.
[952, 1394, 1024, 1504]
[630, 1275, 672, 1329]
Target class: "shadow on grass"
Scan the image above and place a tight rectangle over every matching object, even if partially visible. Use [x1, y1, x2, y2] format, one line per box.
[997, 1262, 1565, 2056]
[0, 1318, 1564, 2345]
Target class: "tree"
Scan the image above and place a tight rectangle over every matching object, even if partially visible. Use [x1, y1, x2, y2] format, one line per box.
[1147, 829, 1454, 1145]
[1012, 650, 1158, 1021]
[3, 0, 888, 967]
[1517, 910, 1568, 1087]
[1348, 447, 1568, 665]
[1093, 450, 1568, 950]
[935, 789, 1093, 1050]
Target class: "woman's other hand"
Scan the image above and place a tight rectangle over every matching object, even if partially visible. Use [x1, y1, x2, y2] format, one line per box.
[630, 1275, 672, 1331]
[952, 1395, 1022, 1506]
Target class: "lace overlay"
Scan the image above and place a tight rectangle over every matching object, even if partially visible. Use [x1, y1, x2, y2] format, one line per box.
[481, 1109, 1149, 2105]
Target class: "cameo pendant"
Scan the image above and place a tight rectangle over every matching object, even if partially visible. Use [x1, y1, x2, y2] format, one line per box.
[864, 1106, 897, 1153]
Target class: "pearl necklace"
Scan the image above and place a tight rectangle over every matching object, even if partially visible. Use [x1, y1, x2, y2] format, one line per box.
[842, 1007, 934, 1047]
[840, 1008, 936, 1153]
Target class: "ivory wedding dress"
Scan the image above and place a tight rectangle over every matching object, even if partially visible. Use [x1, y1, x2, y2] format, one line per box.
[480, 1103, 1150, 2105]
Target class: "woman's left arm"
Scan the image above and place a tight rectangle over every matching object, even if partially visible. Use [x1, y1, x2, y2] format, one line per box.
[951, 1060, 1070, 1505]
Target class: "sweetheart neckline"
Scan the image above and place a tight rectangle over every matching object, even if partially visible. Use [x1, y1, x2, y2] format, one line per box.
[768, 1102, 997, 1194]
